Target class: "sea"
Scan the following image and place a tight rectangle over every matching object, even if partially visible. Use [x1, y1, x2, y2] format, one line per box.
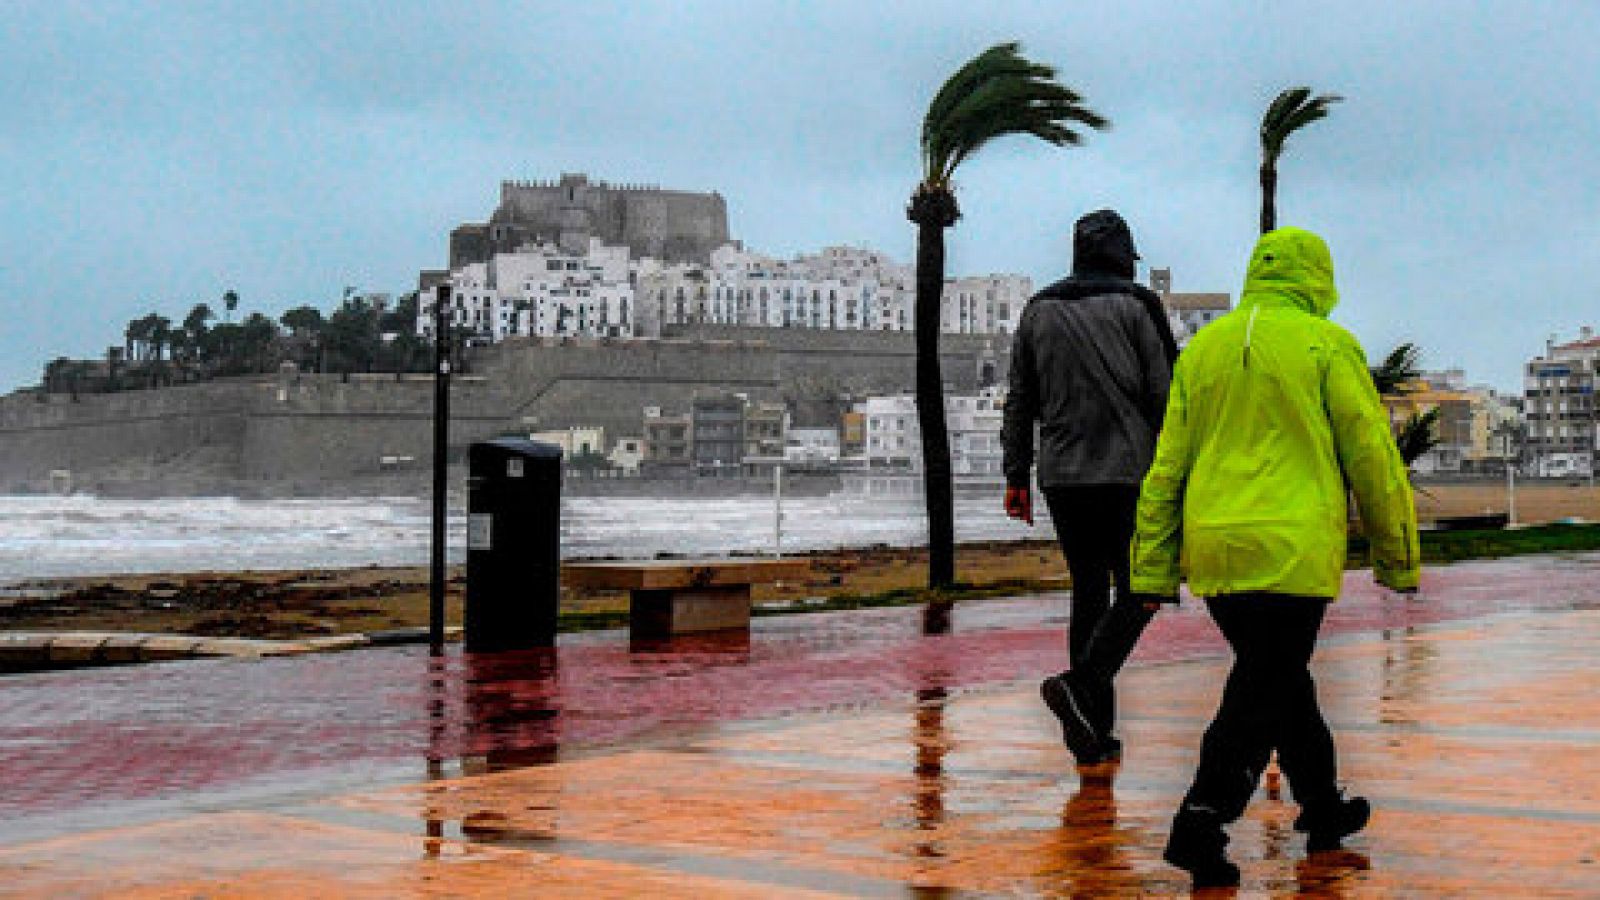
[0, 489, 1050, 584]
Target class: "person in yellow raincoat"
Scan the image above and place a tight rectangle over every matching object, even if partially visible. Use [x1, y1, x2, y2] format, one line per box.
[1131, 227, 1420, 888]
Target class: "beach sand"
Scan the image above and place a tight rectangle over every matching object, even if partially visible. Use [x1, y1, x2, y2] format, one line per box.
[3, 481, 1594, 640]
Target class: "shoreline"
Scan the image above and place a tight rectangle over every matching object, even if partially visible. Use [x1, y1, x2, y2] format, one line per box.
[8, 522, 1600, 643]
[0, 538, 1065, 641]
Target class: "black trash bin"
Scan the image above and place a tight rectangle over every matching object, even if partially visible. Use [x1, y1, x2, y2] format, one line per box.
[465, 437, 563, 652]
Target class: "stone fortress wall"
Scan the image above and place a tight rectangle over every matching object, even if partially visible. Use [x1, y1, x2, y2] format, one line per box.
[0, 329, 1009, 490]
[448, 173, 730, 270]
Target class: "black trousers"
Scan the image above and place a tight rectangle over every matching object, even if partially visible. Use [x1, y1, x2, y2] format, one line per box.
[1181, 595, 1339, 822]
[1042, 485, 1154, 734]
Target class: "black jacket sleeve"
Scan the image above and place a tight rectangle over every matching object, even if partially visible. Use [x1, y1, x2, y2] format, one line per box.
[1001, 302, 1039, 489]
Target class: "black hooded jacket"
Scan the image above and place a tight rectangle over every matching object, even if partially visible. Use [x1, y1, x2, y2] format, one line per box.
[1001, 213, 1177, 489]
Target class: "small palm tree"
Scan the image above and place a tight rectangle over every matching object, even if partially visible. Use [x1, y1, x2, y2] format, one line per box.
[1370, 342, 1421, 395]
[1259, 87, 1342, 233]
[1395, 406, 1441, 467]
[910, 41, 1108, 588]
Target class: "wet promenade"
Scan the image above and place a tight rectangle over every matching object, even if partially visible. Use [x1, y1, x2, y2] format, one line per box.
[2, 553, 1598, 895]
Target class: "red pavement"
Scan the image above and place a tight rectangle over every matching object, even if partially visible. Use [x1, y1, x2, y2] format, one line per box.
[2, 553, 1596, 835]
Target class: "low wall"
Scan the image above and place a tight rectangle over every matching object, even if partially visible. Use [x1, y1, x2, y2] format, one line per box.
[0, 329, 1009, 488]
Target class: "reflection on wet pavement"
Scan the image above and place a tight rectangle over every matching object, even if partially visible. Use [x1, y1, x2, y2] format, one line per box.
[0, 554, 1597, 894]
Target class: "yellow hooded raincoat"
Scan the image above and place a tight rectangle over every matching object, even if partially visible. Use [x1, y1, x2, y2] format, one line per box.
[1129, 228, 1420, 599]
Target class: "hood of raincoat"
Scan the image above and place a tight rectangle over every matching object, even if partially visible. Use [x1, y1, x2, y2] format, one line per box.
[1071, 209, 1140, 279]
[1239, 227, 1339, 318]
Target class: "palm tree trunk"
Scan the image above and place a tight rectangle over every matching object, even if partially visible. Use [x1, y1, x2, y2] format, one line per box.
[1259, 163, 1278, 234]
[913, 219, 956, 589]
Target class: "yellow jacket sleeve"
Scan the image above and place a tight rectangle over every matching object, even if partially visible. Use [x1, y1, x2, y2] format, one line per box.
[1130, 360, 1193, 597]
[1324, 331, 1421, 591]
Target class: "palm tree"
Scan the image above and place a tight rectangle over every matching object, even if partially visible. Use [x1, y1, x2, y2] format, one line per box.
[222, 289, 239, 324]
[1366, 341, 1441, 466]
[1259, 87, 1342, 233]
[1395, 407, 1441, 466]
[1370, 342, 1421, 395]
[910, 41, 1108, 588]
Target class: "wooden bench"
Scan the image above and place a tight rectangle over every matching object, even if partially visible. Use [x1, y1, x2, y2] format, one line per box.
[563, 558, 810, 637]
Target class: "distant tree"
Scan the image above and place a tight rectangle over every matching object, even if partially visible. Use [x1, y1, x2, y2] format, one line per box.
[182, 303, 214, 366]
[567, 448, 612, 478]
[204, 322, 246, 375]
[324, 294, 382, 373]
[379, 330, 432, 374]
[240, 312, 281, 372]
[222, 290, 239, 324]
[279, 305, 326, 371]
[104, 346, 124, 391]
[1259, 87, 1342, 234]
[909, 41, 1107, 588]
[378, 292, 419, 335]
[279, 305, 324, 336]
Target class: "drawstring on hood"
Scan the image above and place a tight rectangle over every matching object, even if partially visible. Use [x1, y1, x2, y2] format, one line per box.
[1243, 305, 1261, 367]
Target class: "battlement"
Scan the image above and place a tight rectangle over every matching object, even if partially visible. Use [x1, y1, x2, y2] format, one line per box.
[501, 176, 663, 193]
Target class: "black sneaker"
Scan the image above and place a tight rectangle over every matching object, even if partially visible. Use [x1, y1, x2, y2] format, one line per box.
[1164, 805, 1240, 888]
[1040, 673, 1104, 764]
[1294, 794, 1371, 852]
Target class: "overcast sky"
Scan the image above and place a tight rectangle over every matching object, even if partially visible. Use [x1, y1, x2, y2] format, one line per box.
[5, 1, 1598, 393]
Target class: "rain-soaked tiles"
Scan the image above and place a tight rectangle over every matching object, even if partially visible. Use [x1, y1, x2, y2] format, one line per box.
[5, 608, 1595, 896]
[5, 552, 1598, 836]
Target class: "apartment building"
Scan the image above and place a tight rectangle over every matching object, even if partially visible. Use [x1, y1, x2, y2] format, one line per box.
[1524, 327, 1600, 477]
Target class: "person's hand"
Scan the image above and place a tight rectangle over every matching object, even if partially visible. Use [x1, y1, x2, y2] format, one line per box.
[1004, 486, 1033, 525]
[1375, 567, 1420, 595]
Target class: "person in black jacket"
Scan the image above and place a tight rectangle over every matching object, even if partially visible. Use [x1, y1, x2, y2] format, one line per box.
[1001, 209, 1177, 767]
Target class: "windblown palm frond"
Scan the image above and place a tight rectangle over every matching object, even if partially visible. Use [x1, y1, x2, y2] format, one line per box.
[1261, 87, 1343, 164]
[1259, 86, 1340, 232]
[1397, 407, 1442, 467]
[1371, 342, 1422, 395]
[920, 42, 1107, 188]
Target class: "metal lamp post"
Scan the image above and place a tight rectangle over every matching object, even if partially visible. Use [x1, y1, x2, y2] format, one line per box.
[1497, 420, 1518, 526]
[430, 284, 452, 654]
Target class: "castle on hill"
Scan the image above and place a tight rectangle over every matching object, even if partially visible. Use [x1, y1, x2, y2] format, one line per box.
[442, 172, 730, 272]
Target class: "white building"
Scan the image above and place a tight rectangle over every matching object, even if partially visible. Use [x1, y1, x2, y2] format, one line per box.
[528, 425, 607, 461]
[859, 394, 920, 470]
[634, 244, 1028, 337]
[418, 237, 635, 342]
[784, 427, 841, 464]
[608, 436, 646, 476]
[946, 387, 1006, 476]
[420, 240, 1030, 343]
[1524, 327, 1600, 477]
[1149, 268, 1231, 345]
[856, 386, 1006, 476]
